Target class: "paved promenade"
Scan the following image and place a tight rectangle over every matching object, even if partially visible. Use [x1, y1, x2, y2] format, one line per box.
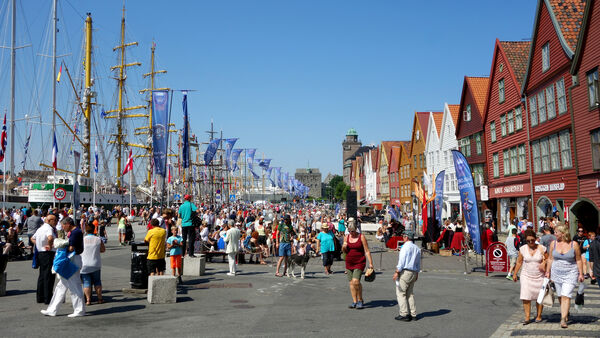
[1, 223, 598, 337]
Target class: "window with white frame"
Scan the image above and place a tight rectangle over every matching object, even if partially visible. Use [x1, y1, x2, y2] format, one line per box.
[503, 149, 510, 176]
[530, 96, 538, 126]
[465, 104, 472, 122]
[538, 91, 547, 124]
[532, 141, 541, 174]
[501, 114, 507, 136]
[490, 121, 496, 143]
[542, 42, 550, 72]
[507, 110, 514, 134]
[475, 133, 482, 155]
[556, 78, 567, 114]
[518, 144, 526, 173]
[460, 138, 471, 157]
[510, 147, 518, 175]
[540, 137, 550, 173]
[591, 129, 600, 170]
[549, 134, 560, 171]
[546, 84, 556, 120]
[559, 130, 572, 169]
[588, 69, 599, 109]
[499, 79, 505, 103]
[472, 164, 484, 186]
[515, 106, 523, 130]
[493, 153, 499, 178]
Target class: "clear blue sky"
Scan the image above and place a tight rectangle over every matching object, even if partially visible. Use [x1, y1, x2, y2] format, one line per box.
[0, 0, 537, 181]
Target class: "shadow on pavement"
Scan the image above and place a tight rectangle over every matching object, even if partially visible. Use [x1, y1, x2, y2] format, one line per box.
[4, 289, 35, 296]
[416, 309, 451, 320]
[176, 296, 194, 303]
[87, 304, 146, 316]
[365, 299, 397, 308]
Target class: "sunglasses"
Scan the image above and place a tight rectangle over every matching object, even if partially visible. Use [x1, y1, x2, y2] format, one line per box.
[526, 239, 536, 243]
[578, 230, 584, 232]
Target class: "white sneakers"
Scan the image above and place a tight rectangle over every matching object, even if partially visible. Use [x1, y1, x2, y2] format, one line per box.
[67, 312, 85, 318]
[41, 309, 85, 317]
[226, 272, 236, 276]
[40, 309, 55, 317]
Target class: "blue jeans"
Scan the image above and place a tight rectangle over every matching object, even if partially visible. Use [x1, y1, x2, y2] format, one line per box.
[278, 242, 291, 256]
[81, 269, 102, 288]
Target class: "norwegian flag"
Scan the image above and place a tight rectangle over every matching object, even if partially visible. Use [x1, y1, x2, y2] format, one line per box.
[52, 132, 58, 169]
[122, 149, 133, 175]
[0, 114, 6, 163]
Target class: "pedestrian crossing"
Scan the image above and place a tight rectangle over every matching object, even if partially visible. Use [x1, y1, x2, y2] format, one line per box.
[490, 281, 600, 337]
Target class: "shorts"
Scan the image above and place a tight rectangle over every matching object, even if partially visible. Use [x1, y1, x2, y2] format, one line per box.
[346, 268, 363, 281]
[147, 258, 166, 273]
[81, 270, 102, 288]
[279, 242, 291, 257]
[322, 251, 334, 266]
[118, 228, 126, 234]
[509, 256, 517, 268]
[170, 255, 182, 269]
[554, 281, 576, 298]
[258, 235, 267, 246]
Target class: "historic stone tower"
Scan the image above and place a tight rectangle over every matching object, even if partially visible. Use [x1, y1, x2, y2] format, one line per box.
[342, 128, 362, 185]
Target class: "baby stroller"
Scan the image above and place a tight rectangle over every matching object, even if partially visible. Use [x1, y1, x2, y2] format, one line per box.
[124, 223, 135, 244]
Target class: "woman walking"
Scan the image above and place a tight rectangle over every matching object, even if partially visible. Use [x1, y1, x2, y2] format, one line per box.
[316, 223, 335, 274]
[546, 224, 585, 329]
[342, 220, 374, 310]
[513, 229, 546, 324]
[81, 222, 105, 305]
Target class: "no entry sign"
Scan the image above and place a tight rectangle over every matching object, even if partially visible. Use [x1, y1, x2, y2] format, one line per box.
[486, 242, 508, 276]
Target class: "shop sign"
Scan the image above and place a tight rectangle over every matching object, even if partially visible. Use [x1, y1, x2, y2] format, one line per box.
[486, 242, 508, 276]
[490, 183, 530, 198]
[480, 185, 489, 201]
[534, 183, 565, 193]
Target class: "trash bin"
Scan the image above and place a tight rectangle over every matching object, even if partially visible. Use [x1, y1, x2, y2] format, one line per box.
[130, 241, 149, 289]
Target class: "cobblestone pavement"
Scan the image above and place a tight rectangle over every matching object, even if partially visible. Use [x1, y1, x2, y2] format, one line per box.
[490, 280, 600, 338]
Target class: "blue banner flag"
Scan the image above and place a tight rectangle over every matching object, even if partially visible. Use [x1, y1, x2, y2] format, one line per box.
[266, 167, 275, 186]
[204, 138, 221, 166]
[282, 172, 289, 191]
[246, 149, 256, 170]
[225, 138, 238, 170]
[182, 93, 190, 169]
[152, 90, 170, 177]
[275, 167, 282, 188]
[434, 170, 445, 228]
[258, 159, 271, 170]
[452, 150, 482, 254]
[231, 149, 243, 172]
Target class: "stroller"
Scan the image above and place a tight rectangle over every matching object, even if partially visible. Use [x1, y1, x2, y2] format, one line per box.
[124, 223, 135, 244]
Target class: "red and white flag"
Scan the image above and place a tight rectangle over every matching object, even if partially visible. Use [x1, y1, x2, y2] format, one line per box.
[0, 114, 6, 163]
[167, 160, 172, 183]
[122, 149, 133, 175]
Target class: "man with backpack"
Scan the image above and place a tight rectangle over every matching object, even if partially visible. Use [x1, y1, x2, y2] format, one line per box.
[178, 195, 198, 258]
[505, 228, 520, 281]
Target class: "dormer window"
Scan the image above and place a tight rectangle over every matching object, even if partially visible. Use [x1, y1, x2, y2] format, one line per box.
[542, 42, 550, 72]
[464, 104, 472, 122]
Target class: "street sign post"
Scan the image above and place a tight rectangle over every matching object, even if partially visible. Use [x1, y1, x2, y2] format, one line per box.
[485, 242, 508, 276]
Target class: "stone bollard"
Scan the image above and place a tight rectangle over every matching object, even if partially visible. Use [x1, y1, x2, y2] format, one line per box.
[183, 255, 205, 276]
[0, 272, 6, 296]
[147, 275, 177, 304]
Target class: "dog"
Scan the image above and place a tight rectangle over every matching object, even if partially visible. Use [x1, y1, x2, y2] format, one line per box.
[287, 251, 310, 279]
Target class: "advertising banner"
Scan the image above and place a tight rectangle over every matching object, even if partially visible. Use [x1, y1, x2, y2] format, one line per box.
[452, 150, 482, 254]
[434, 170, 445, 228]
[152, 90, 170, 176]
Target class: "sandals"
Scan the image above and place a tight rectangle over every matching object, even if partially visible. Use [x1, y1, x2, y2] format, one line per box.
[522, 319, 531, 325]
[534, 318, 542, 323]
[275, 272, 283, 277]
[560, 318, 568, 329]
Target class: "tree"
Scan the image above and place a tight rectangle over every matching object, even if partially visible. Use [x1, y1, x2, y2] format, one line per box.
[329, 175, 349, 200]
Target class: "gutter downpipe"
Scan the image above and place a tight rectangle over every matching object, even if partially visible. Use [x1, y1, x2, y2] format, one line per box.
[523, 95, 536, 230]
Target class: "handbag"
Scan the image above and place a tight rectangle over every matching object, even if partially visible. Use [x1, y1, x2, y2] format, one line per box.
[364, 268, 376, 282]
[542, 282, 555, 307]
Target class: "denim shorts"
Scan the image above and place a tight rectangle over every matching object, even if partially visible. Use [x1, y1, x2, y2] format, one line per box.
[81, 270, 102, 288]
[279, 242, 291, 256]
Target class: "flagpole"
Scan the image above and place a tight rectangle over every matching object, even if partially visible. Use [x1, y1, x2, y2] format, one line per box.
[129, 167, 132, 215]
[93, 165, 96, 207]
[3, 159, 5, 211]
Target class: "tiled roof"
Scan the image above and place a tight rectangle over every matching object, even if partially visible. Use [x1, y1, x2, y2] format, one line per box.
[465, 77, 490, 114]
[448, 104, 460, 126]
[500, 41, 531, 86]
[401, 141, 412, 158]
[371, 148, 379, 171]
[432, 112, 444, 137]
[416, 112, 430, 139]
[381, 141, 403, 161]
[389, 146, 401, 172]
[548, 0, 586, 51]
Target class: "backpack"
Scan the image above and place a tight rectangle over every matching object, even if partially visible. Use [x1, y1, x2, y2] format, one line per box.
[514, 236, 522, 249]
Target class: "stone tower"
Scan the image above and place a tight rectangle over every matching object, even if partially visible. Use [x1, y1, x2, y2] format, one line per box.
[342, 128, 362, 185]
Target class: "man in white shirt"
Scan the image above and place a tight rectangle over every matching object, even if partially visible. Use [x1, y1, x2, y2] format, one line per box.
[31, 215, 58, 304]
[393, 231, 421, 322]
[224, 222, 241, 276]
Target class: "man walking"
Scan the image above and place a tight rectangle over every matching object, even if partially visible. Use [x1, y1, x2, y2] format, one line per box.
[178, 195, 198, 257]
[26, 209, 43, 256]
[275, 215, 294, 277]
[31, 214, 57, 305]
[505, 228, 519, 281]
[589, 229, 600, 288]
[225, 221, 241, 276]
[393, 230, 421, 322]
[41, 217, 86, 317]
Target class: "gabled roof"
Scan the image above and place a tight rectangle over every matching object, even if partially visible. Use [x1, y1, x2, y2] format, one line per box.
[416, 112, 430, 138]
[400, 141, 412, 159]
[381, 141, 403, 165]
[522, 0, 586, 94]
[389, 146, 401, 173]
[371, 148, 379, 171]
[448, 104, 460, 127]
[571, 0, 596, 73]
[348, 146, 374, 161]
[456, 76, 490, 135]
[500, 40, 531, 85]
[432, 112, 444, 137]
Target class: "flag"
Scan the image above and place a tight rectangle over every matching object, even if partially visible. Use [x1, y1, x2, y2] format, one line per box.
[452, 150, 482, 254]
[422, 189, 428, 236]
[56, 64, 62, 83]
[246, 149, 260, 179]
[434, 171, 445, 228]
[100, 108, 107, 118]
[151, 90, 170, 176]
[266, 167, 274, 186]
[231, 149, 243, 172]
[168, 160, 172, 183]
[21, 127, 32, 171]
[258, 159, 271, 170]
[51, 131, 58, 170]
[0, 114, 6, 163]
[122, 149, 133, 175]
[94, 140, 99, 173]
[423, 170, 432, 193]
[388, 206, 398, 221]
[204, 138, 221, 166]
[224, 138, 238, 170]
[275, 167, 282, 188]
[182, 93, 190, 168]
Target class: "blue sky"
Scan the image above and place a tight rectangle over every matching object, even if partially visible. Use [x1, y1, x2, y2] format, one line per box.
[0, 0, 538, 182]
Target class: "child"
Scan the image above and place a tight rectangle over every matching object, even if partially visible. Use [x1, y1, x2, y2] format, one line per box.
[166, 226, 183, 283]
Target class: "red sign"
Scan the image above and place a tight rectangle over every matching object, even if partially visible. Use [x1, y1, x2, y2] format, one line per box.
[486, 242, 508, 276]
[54, 187, 67, 201]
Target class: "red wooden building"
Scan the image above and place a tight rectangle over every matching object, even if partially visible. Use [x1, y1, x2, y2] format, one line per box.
[522, 0, 586, 224]
[455, 76, 490, 221]
[570, 0, 600, 232]
[483, 40, 532, 232]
